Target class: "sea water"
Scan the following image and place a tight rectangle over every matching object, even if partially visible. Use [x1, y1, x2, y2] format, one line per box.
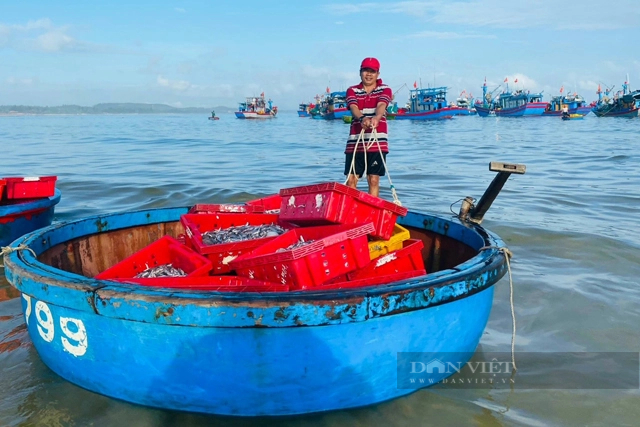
[1, 113, 639, 426]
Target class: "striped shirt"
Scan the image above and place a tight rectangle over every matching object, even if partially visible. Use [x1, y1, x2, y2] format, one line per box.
[345, 79, 392, 154]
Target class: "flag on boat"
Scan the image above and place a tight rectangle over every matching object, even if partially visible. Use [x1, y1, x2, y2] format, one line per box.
[504, 77, 508, 82]
[260, 92, 264, 97]
[326, 87, 330, 93]
[560, 86, 564, 93]
[514, 78, 518, 83]
[413, 81, 417, 89]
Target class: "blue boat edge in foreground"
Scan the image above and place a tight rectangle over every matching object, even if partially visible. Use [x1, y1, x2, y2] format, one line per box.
[0, 189, 61, 247]
[3, 206, 509, 416]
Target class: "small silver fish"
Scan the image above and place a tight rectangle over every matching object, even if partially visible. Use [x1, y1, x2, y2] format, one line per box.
[202, 223, 286, 246]
[135, 263, 187, 278]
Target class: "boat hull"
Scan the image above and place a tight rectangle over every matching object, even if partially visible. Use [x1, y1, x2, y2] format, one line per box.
[494, 102, 548, 117]
[297, 111, 310, 117]
[234, 112, 276, 119]
[543, 106, 592, 117]
[474, 106, 495, 117]
[592, 107, 640, 118]
[3, 207, 508, 416]
[394, 107, 457, 120]
[0, 189, 61, 246]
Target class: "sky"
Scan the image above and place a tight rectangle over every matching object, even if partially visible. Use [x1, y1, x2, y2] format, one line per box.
[1, 0, 639, 109]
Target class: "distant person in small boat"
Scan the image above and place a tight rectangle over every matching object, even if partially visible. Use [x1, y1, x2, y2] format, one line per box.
[211, 110, 216, 118]
[561, 105, 569, 118]
[344, 57, 393, 197]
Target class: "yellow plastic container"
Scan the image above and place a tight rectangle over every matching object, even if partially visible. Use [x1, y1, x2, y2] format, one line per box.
[368, 224, 410, 260]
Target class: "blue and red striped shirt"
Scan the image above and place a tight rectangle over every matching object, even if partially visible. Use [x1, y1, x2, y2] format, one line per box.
[345, 79, 392, 154]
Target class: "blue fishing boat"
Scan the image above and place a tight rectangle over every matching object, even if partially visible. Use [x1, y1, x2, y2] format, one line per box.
[449, 91, 477, 116]
[395, 86, 457, 120]
[2, 164, 524, 416]
[321, 91, 349, 120]
[592, 80, 640, 118]
[297, 103, 311, 117]
[235, 95, 278, 119]
[542, 92, 592, 117]
[0, 189, 61, 247]
[476, 80, 548, 117]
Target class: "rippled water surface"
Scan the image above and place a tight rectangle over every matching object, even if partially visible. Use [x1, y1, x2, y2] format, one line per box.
[1, 113, 639, 426]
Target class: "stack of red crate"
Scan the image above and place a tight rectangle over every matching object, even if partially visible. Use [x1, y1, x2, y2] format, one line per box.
[94, 182, 427, 292]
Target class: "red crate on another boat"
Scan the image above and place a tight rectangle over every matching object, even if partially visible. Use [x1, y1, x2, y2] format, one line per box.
[113, 275, 289, 292]
[230, 223, 374, 290]
[180, 212, 293, 274]
[278, 182, 407, 240]
[0, 179, 6, 201]
[3, 176, 57, 199]
[347, 239, 426, 281]
[314, 269, 427, 291]
[245, 194, 282, 213]
[95, 235, 212, 280]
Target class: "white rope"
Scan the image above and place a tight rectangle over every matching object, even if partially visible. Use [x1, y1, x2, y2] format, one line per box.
[481, 245, 517, 371]
[344, 127, 402, 206]
[0, 244, 37, 268]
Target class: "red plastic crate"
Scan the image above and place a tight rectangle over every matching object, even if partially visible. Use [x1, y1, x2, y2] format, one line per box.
[113, 275, 289, 292]
[95, 235, 212, 280]
[189, 203, 264, 214]
[180, 212, 293, 274]
[278, 182, 408, 239]
[315, 269, 427, 290]
[0, 179, 6, 201]
[3, 176, 57, 199]
[245, 194, 282, 213]
[230, 223, 375, 290]
[347, 239, 426, 281]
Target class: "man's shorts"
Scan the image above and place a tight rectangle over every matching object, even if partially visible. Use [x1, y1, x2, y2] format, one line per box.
[344, 151, 387, 177]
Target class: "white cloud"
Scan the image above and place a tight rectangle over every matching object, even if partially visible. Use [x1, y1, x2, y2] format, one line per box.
[325, 1, 640, 30]
[157, 75, 195, 91]
[406, 31, 496, 40]
[34, 31, 77, 52]
[175, 8, 186, 13]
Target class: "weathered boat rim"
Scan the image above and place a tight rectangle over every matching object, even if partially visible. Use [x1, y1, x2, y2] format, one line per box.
[4, 205, 508, 326]
[0, 189, 61, 216]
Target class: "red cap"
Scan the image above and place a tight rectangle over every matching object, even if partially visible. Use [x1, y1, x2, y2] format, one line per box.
[360, 57, 380, 72]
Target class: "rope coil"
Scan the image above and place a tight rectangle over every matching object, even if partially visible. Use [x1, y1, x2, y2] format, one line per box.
[0, 244, 37, 268]
[344, 128, 402, 206]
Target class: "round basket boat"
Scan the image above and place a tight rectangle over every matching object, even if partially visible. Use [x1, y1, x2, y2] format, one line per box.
[2, 205, 508, 416]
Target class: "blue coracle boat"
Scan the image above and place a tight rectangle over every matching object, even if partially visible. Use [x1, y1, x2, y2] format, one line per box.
[2, 164, 524, 416]
[0, 189, 61, 246]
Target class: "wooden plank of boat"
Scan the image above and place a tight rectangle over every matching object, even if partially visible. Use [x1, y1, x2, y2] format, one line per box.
[2, 167, 523, 416]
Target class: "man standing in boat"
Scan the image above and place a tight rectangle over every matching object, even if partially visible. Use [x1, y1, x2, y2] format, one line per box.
[344, 57, 392, 197]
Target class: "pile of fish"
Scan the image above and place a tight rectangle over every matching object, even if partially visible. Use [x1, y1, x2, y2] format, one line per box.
[135, 263, 186, 278]
[202, 223, 286, 246]
[277, 237, 315, 252]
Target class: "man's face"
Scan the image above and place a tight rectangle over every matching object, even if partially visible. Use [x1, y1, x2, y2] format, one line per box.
[360, 68, 379, 85]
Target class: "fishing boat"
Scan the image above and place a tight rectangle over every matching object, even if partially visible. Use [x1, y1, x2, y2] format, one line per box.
[475, 80, 548, 117]
[320, 91, 349, 120]
[207, 110, 219, 121]
[235, 95, 277, 119]
[542, 92, 592, 117]
[297, 103, 312, 118]
[2, 163, 524, 416]
[394, 86, 457, 120]
[0, 188, 61, 247]
[449, 91, 477, 116]
[591, 80, 640, 118]
[561, 113, 584, 120]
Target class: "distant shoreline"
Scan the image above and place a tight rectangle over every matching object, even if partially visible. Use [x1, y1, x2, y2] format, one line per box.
[0, 103, 234, 116]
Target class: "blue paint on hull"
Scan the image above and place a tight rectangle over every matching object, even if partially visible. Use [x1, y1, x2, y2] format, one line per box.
[0, 189, 61, 246]
[4, 206, 508, 416]
[298, 111, 310, 117]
